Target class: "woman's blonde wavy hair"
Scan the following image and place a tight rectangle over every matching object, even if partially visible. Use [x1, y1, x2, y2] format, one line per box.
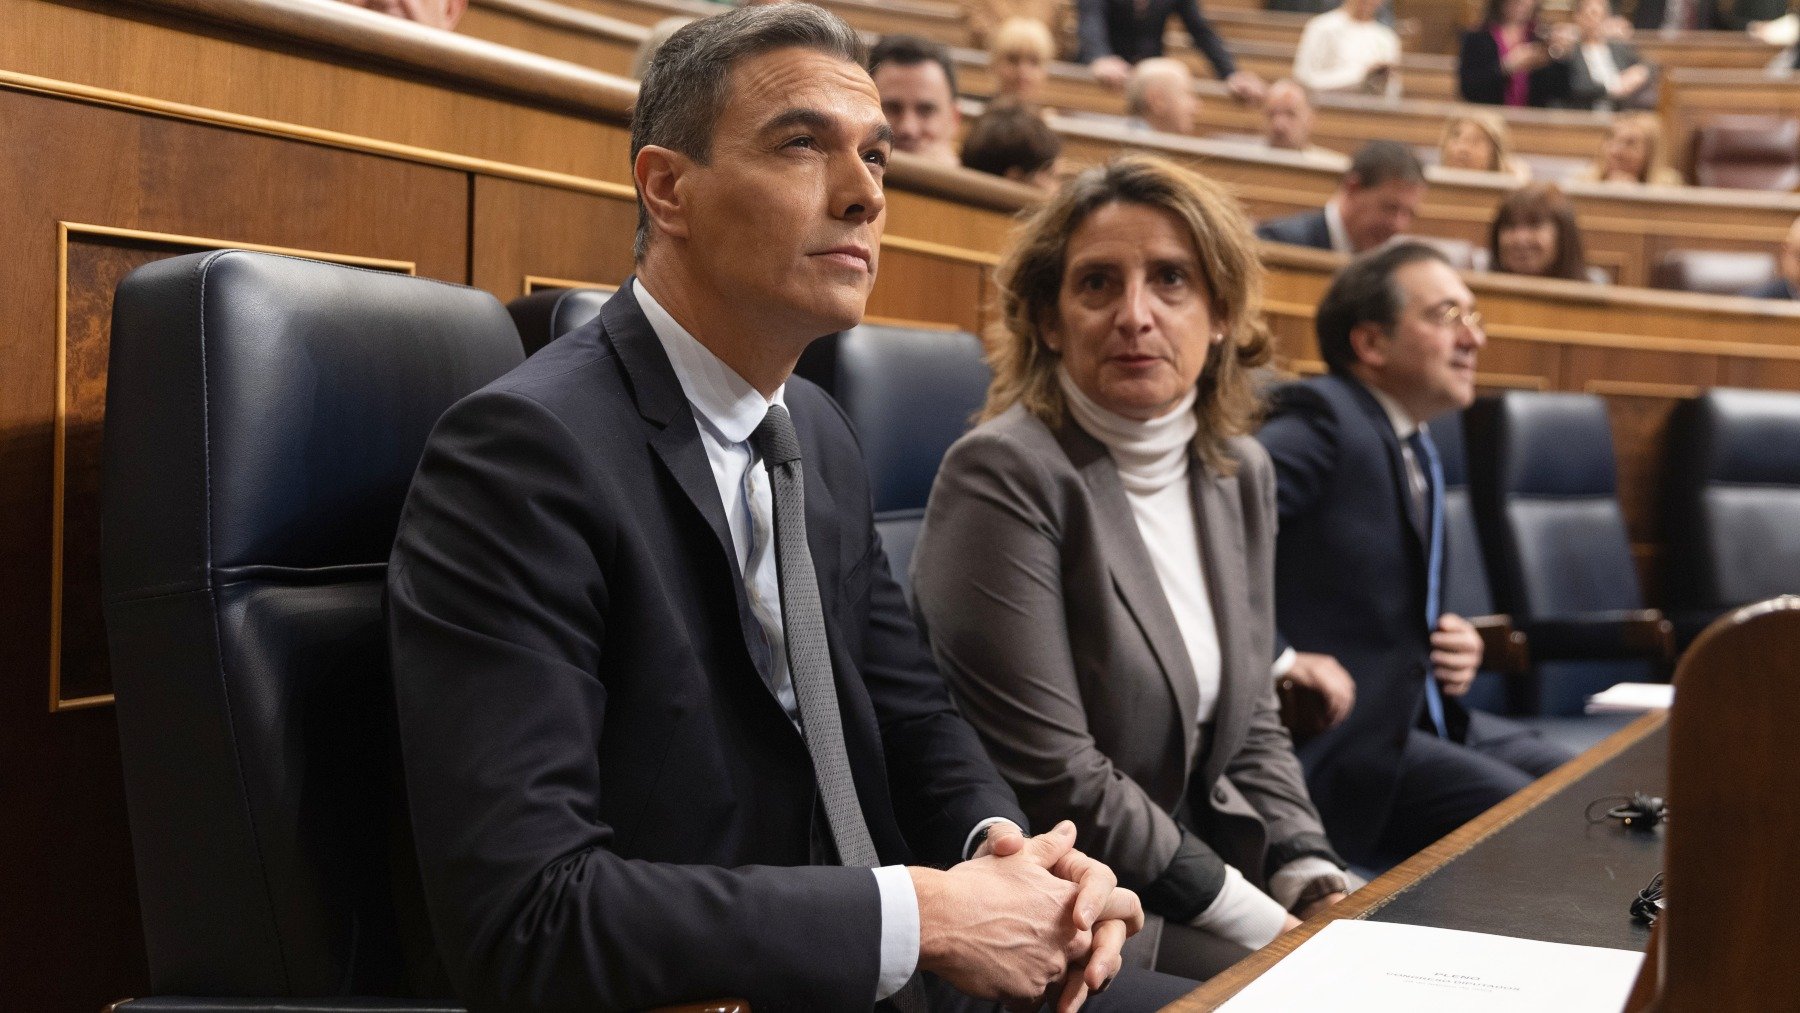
[981, 154, 1272, 474]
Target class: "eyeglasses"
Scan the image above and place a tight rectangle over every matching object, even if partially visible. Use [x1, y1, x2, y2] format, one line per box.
[1422, 303, 1484, 332]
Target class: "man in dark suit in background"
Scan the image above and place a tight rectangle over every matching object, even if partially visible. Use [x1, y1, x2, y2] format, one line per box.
[388, 5, 1184, 1009]
[1255, 141, 1425, 257]
[1256, 243, 1572, 870]
[1077, 0, 1267, 100]
[1744, 215, 1800, 300]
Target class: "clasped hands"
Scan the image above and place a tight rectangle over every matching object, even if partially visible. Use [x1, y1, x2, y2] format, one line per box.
[910, 820, 1141, 1012]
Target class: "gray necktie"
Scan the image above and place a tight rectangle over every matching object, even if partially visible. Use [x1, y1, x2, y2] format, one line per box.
[750, 405, 881, 869]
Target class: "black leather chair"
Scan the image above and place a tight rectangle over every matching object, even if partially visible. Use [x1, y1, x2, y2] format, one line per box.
[1664, 388, 1800, 644]
[794, 324, 990, 597]
[1466, 392, 1674, 716]
[1430, 408, 1529, 715]
[505, 286, 612, 356]
[101, 251, 525, 1010]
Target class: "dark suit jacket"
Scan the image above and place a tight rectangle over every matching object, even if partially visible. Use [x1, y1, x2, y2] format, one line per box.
[1076, 0, 1237, 76]
[1743, 276, 1797, 299]
[1561, 41, 1653, 110]
[1255, 209, 1333, 252]
[387, 281, 1024, 1010]
[1457, 28, 1572, 106]
[912, 407, 1341, 936]
[1255, 374, 1470, 864]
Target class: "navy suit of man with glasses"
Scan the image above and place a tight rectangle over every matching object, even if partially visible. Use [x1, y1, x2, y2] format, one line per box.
[386, 4, 1195, 1010]
[1256, 242, 1574, 871]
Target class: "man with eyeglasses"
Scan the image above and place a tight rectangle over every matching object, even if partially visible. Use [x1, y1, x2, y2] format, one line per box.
[1256, 242, 1574, 872]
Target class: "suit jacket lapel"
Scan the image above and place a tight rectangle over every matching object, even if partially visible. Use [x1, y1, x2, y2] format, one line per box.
[1193, 461, 1253, 786]
[1340, 376, 1428, 556]
[603, 280, 776, 688]
[1056, 420, 1203, 767]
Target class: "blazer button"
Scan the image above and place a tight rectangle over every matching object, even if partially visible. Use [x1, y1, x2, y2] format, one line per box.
[1213, 786, 1228, 804]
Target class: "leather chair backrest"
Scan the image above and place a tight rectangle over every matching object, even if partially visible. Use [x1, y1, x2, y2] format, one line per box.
[1429, 408, 1497, 619]
[1664, 388, 1800, 612]
[101, 251, 523, 997]
[1650, 249, 1778, 296]
[506, 286, 612, 356]
[1691, 114, 1800, 191]
[1466, 391, 1643, 620]
[794, 324, 991, 514]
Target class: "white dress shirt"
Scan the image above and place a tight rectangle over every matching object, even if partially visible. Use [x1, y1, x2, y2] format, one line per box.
[1324, 200, 1355, 255]
[636, 281, 1011, 1001]
[1293, 7, 1402, 95]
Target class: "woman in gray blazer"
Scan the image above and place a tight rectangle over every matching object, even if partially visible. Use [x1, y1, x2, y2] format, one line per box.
[912, 155, 1355, 980]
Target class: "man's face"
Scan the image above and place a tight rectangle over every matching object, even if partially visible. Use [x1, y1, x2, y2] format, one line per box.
[1145, 78, 1198, 134]
[1263, 86, 1313, 150]
[1339, 177, 1425, 253]
[672, 47, 891, 339]
[1361, 259, 1485, 419]
[872, 60, 959, 164]
[1345, 0, 1383, 20]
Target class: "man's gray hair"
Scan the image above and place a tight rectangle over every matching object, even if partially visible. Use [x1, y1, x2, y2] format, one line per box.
[631, 3, 865, 259]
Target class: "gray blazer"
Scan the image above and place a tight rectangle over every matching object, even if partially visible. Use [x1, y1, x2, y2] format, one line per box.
[911, 404, 1341, 931]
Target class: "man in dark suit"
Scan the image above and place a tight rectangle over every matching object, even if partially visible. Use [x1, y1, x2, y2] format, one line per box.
[1256, 243, 1572, 870]
[1077, 0, 1266, 100]
[1255, 141, 1426, 257]
[1744, 215, 1800, 299]
[388, 5, 1184, 1010]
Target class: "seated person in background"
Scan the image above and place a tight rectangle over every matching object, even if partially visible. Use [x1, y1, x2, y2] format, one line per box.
[1562, 0, 1656, 110]
[337, 0, 465, 28]
[1261, 79, 1339, 159]
[1078, 0, 1266, 101]
[631, 16, 695, 79]
[1257, 140, 1425, 254]
[962, 98, 1065, 191]
[1257, 243, 1575, 870]
[1570, 111, 1684, 185]
[1625, 0, 1723, 30]
[1438, 113, 1531, 179]
[1487, 183, 1601, 282]
[914, 154, 1356, 983]
[1744, 214, 1800, 299]
[991, 16, 1057, 106]
[1458, 0, 1573, 107]
[869, 34, 962, 166]
[969, 0, 1059, 49]
[1293, 0, 1402, 97]
[389, 7, 1186, 1009]
[1126, 58, 1200, 134]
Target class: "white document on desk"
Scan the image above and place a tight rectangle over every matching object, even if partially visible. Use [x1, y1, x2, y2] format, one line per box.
[1218, 919, 1645, 1012]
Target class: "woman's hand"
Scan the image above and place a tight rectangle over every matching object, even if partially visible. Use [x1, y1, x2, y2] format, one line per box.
[1501, 41, 1550, 74]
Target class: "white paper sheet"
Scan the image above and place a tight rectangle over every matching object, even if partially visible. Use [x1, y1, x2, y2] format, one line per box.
[1218, 920, 1645, 1013]
[1585, 682, 1675, 714]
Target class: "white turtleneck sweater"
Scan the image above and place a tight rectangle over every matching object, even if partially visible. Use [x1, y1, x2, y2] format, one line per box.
[1058, 370, 1292, 948]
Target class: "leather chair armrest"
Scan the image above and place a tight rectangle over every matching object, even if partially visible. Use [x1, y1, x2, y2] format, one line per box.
[112, 1000, 749, 1013]
[1466, 614, 1530, 675]
[1516, 609, 1676, 663]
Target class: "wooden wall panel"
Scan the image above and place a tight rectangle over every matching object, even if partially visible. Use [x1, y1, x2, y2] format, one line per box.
[471, 175, 641, 299]
[867, 243, 990, 335]
[0, 86, 466, 1010]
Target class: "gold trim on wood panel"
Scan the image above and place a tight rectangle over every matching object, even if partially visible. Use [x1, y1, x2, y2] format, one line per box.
[522, 276, 618, 296]
[861, 314, 966, 332]
[0, 70, 638, 202]
[1583, 378, 1704, 399]
[48, 222, 419, 714]
[880, 234, 1003, 266]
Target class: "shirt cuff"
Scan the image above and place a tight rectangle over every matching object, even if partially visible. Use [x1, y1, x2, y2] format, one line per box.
[1272, 647, 1298, 678]
[871, 865, 920, 1002]
[1187, 865, 1290, 950]
[963, 816, 1021, 860]
[1268, 856, 1362, 912]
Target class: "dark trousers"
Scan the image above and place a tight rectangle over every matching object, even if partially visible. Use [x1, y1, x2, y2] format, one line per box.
[1368, 710, 1574, 869]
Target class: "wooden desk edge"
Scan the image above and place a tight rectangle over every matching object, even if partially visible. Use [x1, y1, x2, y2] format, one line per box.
[1164, 708, 1669, 1011]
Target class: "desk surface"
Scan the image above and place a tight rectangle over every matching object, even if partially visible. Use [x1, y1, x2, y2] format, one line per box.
[1170, 710, 1667, 1010]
